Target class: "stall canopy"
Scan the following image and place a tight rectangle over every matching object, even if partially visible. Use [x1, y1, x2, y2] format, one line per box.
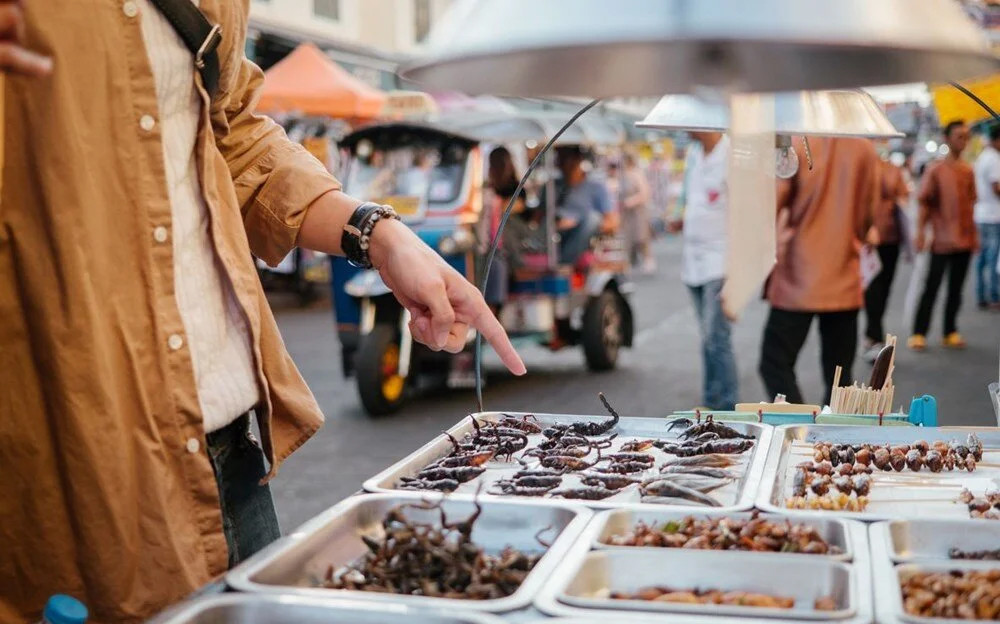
[258, 42, 386, 119]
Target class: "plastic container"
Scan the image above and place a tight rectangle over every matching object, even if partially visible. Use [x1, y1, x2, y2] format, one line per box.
[39, 595, 87, 624]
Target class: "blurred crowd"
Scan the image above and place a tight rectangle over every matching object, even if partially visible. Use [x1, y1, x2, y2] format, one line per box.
[484, 122, 1000, 413]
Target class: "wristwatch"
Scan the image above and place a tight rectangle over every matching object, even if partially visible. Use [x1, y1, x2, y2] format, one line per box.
[342, 202, 400, 268]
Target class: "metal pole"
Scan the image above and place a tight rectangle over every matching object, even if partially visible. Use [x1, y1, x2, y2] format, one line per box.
[545, 148, 557, 268]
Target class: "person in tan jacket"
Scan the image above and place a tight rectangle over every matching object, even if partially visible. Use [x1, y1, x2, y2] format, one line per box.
[909, 120, 978, 350]
[0, 2, 524, 622]
[759, 137, 879, 406]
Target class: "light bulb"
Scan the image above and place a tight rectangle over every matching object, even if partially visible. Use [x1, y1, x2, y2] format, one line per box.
[775, 136, 799, 179]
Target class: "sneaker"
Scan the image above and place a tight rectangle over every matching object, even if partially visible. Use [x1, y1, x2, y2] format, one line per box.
[907, 334, 927, 351]
[862, 341, 884, 364]
[942, 332, 967, 349]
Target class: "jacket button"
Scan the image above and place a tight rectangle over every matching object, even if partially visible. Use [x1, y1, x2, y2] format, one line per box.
[122, 1, 138, 18]
[167, 333, 184, 351]
[186, 438, 200, 454]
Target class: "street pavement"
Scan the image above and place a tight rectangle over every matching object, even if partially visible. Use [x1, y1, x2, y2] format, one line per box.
[269, 235, 1000, 531]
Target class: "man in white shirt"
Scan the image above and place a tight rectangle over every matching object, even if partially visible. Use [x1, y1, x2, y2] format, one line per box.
[676, 132, 737, 409]
[974, 126, 1000, 309]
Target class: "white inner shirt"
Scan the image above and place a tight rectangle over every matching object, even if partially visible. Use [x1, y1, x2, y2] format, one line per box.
[681, 136, 730, 287]
[139, 0, 260, 432]
[974, 145, 1000, 224]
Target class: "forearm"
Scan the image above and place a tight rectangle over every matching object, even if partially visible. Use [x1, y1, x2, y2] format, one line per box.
[296, 190, 361, 256]
[917, 202, 931, 232]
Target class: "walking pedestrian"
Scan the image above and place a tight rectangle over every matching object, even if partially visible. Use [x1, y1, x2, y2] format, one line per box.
[862, 154, 910, 362]
[621, 153, 656, 274]
[909, 120, 978, 350]
[0, 2, 524, 621]
[973, 125, 1000, 310]
[759, 138, 879, 405]
[679, 132, 738, 410]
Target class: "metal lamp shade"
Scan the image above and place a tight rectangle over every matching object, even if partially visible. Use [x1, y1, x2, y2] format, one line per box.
[400, 0, 998, 97]
[637, 90, 904, 138]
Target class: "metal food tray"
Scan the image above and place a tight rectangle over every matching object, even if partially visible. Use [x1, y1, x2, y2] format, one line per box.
[871, 528, 1000, 624]
[148, 593, 508, 624]
[534, 513, 873, 624]
[588, 507, 855, 562]
[756, 425, 1000, 521]
[363, 411, 771, 511]
[226, 493, 592, 613]
[872, 519, 1000, 563]
[539, 549, 857, 621]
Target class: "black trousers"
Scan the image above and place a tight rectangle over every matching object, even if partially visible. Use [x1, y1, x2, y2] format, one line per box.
[863, 243, 900, 344]
[759, 307, 858, 406]
[912, 251, 972, 337]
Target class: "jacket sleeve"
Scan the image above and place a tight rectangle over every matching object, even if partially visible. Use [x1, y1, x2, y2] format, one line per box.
[210, 53, 342, 267]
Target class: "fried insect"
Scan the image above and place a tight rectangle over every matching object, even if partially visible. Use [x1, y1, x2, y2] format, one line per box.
[433, 449, 496, 468]
[321, 498, 544, 599]
[539, 454, 600, 471]
[592, 460, 650, 475]
[491, 475, 561, 497]
[661, 454, 739, 469]
[496, 413, 543, 434]
[523, 445, 591, 459]
[900, 570, 1000, 619]
[660, 466, 737, 479]
[677, 414, 754, 441]
[398, 477, 460, 492]
[562, 392, 621, 436]
[415, 465, 486, 483]
[604, 512, 843, 554]
[602, 452, 655, 465]
[666, 417, 693, 432]
[620, 439, 657, 452]
[549, 486, 616, 500]
[656, 439, 754, 457]
[610, 586, 797, 609]
[580, 473, 639, 490]
[785, 492, 869, 512]
[656, 473, 732, 494]
[640, 479, 722, 506]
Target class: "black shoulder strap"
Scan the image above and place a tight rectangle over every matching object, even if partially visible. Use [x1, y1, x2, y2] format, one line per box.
[147, 0, 223, 98]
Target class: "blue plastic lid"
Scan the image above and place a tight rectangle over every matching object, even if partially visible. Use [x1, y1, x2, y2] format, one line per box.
[43, 595, 88, 624]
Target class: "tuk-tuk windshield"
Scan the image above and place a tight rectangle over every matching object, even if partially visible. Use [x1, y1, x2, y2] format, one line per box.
[343, 142, 469, 217]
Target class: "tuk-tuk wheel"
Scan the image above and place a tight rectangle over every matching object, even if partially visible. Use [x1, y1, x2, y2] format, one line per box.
[582, 290, 623, 371]
[356, 325, 408, 415]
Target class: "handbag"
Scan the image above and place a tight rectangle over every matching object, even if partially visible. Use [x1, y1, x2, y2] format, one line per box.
[148, 0, 223, 97]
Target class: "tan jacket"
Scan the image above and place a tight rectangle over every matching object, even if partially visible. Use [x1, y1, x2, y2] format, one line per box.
[919, 158, 978, 253]
[875, 160, 908, 245]
[766, 137, 879, 311]
[0, 2, 339, 622]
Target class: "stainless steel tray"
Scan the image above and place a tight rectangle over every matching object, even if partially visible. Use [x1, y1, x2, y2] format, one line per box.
[535, 515, 873, 624]
[872, 541, 1000, 624]
[226, 493, 592, 613]
[148, 593, 508, 623]
[872, 519, 1000, 563]
[543, 549, 855, 620]
[363, 411, 772, 511]
[589, 507, 854, 561]
[756, 425, 1000, 521]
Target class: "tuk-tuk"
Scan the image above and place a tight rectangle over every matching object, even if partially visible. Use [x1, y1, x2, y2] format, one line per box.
[333, 117, 633, 415]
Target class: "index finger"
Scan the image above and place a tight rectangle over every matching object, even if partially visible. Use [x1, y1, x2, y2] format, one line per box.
[465, 295, 526, 376]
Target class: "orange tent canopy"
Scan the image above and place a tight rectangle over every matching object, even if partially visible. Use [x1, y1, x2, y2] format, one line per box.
[258, 42, 386, 119]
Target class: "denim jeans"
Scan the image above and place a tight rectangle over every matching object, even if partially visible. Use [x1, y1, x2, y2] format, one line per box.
[976, 222, 1000, 305]
[559, 210, 601, 265]
[206, 412, 281, 568]
[687, 279, 738, 410]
